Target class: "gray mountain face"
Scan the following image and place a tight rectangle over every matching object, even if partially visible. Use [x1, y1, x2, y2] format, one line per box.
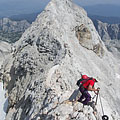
[0, 0, 120, 120]
[93, 20, 120, 41]
[0, 41, 11, 68]
[93, 20, 120, 59]
[0, 18, 30, 43]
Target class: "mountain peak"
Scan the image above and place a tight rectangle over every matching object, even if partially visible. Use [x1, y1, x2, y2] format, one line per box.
[26, 0, 103, 56]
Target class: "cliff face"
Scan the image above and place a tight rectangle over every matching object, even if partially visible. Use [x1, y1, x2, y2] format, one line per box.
[93, 20, 120, 41]
[0, 41, 11, 68]
[0, 18, 30, 43]
[0, 18, 30, 32]
[1, 0, 120, 120]
[93, 20, 120, 59]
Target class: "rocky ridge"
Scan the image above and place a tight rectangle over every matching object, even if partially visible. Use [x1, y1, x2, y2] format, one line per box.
[93, 20, 120, 59]
[0, 18, 30, 32]
[0, 41, 11, 68]
[93, 20, 120, 41]
[1, 0, 120, 120]
[0, 18, 30, 43]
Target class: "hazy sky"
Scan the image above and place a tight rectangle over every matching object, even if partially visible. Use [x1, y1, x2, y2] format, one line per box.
[0, 0, 50, 17]
[0, 0, 120, 17]
[0, 0, 120, 6]
[74, 0, 120, 5]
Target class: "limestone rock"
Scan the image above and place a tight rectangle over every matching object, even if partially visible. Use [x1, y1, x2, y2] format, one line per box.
[93, 19, 120, 58]
[0, 0, 120, 120]
[0, 41, 11, 68]
[0, 18, 30, 43]
[75, 24, 92, 49]
[93, 20, 120, 41]
[0, 18, 30, 33]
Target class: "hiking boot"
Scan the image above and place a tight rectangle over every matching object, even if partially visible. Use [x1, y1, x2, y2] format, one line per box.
[83, 103, 88, 105]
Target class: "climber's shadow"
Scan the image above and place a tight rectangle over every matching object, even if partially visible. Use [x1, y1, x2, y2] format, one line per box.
[68, 89, 81, 102]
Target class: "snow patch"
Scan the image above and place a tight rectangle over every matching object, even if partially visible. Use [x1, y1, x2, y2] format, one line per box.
[0, 82, 8, 120]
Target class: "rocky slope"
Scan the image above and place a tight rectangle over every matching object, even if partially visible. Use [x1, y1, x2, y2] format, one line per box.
[0, 18, 30, 43]
[93, 20, 120, 59]
[0, 41, 11, 68]
[1, 0, 120, 120]
[93, 20, 120, 41]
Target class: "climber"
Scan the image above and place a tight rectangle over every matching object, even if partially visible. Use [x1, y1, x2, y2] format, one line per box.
[77, 75, 100, 105]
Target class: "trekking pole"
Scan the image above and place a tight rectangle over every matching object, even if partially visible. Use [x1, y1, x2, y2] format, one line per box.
[95, 88, 100, 105]
[99, 92, 109, 120]
[99, 92, 104, 115]
[92, 94, 97, 100]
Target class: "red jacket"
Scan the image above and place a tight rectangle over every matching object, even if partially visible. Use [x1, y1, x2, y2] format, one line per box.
[82, 79, 95, 89]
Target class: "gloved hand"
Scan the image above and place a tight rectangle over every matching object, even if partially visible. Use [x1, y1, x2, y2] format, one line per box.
[94, 87, 100, 95]
[97, 87, 100, 91]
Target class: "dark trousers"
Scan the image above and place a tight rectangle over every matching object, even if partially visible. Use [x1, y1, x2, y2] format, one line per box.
[78, 85, 91, 105]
